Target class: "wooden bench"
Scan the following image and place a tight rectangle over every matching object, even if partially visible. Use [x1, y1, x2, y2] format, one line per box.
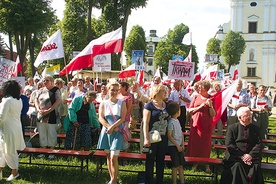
[267, 133, 276, 139]
[24, 132, 66, 148]
[214, 144, 276, 163]
[93, 150, 222, 183]
[18, 148, 92, 172]
[183, 132, 225, 142]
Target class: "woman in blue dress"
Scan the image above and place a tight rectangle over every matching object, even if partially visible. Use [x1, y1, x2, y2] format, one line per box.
[97, 81, 127, 184]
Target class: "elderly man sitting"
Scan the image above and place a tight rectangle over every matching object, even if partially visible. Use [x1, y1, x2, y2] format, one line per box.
[220, 107, 264, 184]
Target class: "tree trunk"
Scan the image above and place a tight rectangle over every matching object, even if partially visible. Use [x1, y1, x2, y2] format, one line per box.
[87, 1, 92, 42]
[8, 32, 13, 61]
[29, 34, 36, 77]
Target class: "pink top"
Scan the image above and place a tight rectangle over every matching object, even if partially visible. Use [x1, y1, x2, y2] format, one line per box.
[117, 92, 133, 122]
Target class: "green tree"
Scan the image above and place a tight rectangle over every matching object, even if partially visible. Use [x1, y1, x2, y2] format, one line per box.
[124, 25, 146, 65]
[62, 0, 88, 63]
[154, 24, 199, 74]
[206, 38, 221, 55]
[0, 34, 5, 57]
[206, 37, 225, 70]
[0, 0, 55, 76]
[221, 30, 246, 72]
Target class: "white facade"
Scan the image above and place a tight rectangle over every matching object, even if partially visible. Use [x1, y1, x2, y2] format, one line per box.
[145, 30, 161, 81]
[217, 0, 276, 87]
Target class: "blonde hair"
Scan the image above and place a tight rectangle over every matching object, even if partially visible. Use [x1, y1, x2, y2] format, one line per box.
[106, 81, 119, 90]
[150, 84, 166, 99]
[198, 80, 211, 91]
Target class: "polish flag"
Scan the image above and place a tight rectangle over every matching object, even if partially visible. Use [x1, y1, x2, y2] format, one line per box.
[154, 66, 161, 78]
[211, 79, 239, 128]
[182, 32, 192, 45]
[34, 30, 64, 67]
[232, 67, 238, 80]
[119, 63, 136, 79]
[137, 70, 144, 86]
[201, 65, 218, 80]
[184, 48, 192, 62]
[11, 56, 22, 77]
[59, 27, 123, 76]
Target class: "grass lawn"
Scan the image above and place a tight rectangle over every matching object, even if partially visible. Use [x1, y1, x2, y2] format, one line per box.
[5, 117, 276, 184]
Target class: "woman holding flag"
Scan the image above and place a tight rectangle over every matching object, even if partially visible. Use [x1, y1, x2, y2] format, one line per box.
[186, 80, 216, 173]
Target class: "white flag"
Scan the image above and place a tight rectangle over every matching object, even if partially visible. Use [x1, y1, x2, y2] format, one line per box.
[182, 32, 192, 45]
[34, 30, 64, 67]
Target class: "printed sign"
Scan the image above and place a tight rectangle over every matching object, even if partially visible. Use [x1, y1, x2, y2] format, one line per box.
[168, 60, 194, 80]
[93, 54, 111, 72]
[132, 50, 144, 70]
[217, 69, 224, 80]
[172, 55, 184, 61]
[205, 54, 218, 62]
[0, 58, 16, 86]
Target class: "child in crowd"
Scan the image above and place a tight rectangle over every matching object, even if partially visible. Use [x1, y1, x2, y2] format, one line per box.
[167, 102, 185, 184]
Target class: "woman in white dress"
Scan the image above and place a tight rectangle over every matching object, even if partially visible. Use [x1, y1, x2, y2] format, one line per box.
[0, 80, 26, 181]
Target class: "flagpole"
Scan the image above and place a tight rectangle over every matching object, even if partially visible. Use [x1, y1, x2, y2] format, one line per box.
[100, 67, 102, 83]
[63, 58, 69, 83]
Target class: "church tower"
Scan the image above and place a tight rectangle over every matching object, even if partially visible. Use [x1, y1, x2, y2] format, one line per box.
[217, 0, 276, 87]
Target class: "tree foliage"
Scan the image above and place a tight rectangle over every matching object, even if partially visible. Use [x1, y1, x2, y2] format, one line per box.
[0, 0, 56, 76]
[154, 24, 199, 74]
[62, 0, 88, 63]
[221, 30, 246, 72]
[0, 34, 5, 57]
[206, 37, 225, 70]
[124, 25, 146, 65]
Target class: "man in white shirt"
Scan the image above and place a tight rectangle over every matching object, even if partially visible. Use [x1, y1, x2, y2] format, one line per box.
[227, 79, 250, 127]
[168, 79, 191, 132]
[84, 76, 94, 91]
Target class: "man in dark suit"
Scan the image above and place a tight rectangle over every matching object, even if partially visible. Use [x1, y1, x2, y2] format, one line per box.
[221, 107, 264, 184]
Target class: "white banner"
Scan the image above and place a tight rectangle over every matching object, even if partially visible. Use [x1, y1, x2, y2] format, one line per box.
[93, 54, 111, 72]
[168, 60, 194, 81]
[0, 58, 16, 86]
[34, 29, 64, 67]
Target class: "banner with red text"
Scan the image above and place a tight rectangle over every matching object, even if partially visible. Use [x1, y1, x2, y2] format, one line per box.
[34, 29, 64, 67]
[0, 58, 16, 86]
[167, 60, 194, 80]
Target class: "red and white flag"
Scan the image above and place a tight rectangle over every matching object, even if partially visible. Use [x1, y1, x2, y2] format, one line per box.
[201, 64, 218, 80]
[11, 56, 22, 77]
[118, 63, 136, 79]
[154, 66, 161, 78]
[182, 32, 192, 45]
[59, 27, 123, 76]
[34, 30, 64, 67]
[184, 48, 192, 62]
[137, 70, 144, 86]
[211, 79, 239, 128]
[232, 67, 238, 80]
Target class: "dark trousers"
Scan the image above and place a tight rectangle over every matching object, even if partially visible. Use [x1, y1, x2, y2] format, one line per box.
[145, 136, 168, 184]
[178, 106, 187, 132]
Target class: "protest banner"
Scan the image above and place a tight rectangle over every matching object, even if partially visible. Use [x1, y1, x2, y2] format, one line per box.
[0, 58, 16, 86]
[168, 60, 194, 80]
[93, 54, 111, 72]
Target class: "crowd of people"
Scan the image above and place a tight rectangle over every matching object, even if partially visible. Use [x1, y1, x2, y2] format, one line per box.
[0, 74, 274, 183]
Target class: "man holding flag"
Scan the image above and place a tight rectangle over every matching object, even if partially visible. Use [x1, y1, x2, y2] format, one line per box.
[226, 79, 250, 127]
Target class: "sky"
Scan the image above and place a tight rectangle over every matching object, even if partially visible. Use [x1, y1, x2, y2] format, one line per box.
[2, 0, 231, 68]
[52, 0, 231, 65]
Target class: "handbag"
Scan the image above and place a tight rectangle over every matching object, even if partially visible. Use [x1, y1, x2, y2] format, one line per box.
[149, 130, 162, 143]
[120, 124, 131, 142]
[108, 102, 131, 142]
